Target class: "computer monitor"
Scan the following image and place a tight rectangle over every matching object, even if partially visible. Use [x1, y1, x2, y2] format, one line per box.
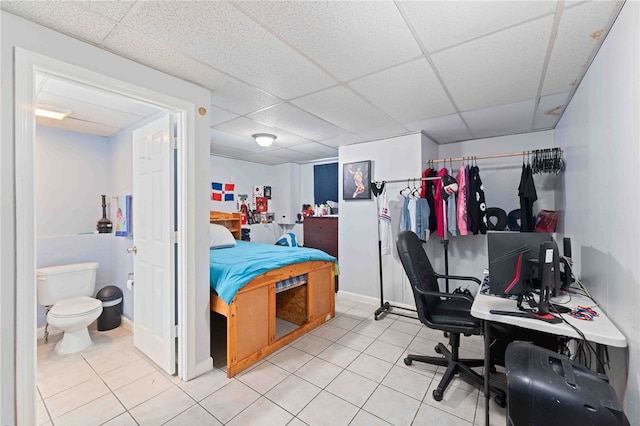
[487, 231, 553, 296]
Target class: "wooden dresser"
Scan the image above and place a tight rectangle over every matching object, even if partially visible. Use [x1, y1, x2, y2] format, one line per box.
[303, 216, 338, 291]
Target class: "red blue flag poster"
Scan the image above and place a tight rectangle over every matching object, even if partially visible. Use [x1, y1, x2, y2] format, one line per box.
[211, 182, 235, 201]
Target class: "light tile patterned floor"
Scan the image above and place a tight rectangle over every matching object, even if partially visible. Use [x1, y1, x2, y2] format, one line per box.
[36, 293, 507, 425]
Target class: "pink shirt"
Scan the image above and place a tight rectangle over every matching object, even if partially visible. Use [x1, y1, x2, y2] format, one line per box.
[456, 166, 468, 235]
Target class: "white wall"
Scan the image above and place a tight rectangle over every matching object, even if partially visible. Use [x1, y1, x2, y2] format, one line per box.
[109, 121, 138, 321]
[555, 2, 639, 422]
[1, 12, 211, 422]
[339, 133, 433, 305]
[35, 127, 111, 236]
[209, 155, 299, 243]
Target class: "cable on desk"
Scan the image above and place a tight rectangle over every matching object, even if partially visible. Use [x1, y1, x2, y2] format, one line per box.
[550, 303, 607, 372]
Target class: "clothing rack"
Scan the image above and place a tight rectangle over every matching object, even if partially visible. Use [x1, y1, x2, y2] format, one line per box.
[426, 147, 564, 164]
[370, 176, 447, 321]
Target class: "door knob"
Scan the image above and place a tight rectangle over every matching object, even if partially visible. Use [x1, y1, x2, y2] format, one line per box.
[127, 246, 137, 254]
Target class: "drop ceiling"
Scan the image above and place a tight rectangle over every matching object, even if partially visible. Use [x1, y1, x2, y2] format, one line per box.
[2, 0, 624, 165]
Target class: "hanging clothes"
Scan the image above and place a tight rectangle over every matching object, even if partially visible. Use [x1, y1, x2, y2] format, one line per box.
[455, 165, 468, 235]
[434, 168, 449, 237]
[469, 165, 488, 234]
[465, 164, 473, 232]
[518, 163, 537, 232]
[377, 187, 392, 255]
[421, 168, 438, 236]
[400, 189, 430, 240]
[415, 198, 431, 241]
[446, 192, 457, 237]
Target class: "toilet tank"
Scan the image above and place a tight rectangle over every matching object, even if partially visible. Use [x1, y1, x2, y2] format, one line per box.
[37, 262, 99, 306]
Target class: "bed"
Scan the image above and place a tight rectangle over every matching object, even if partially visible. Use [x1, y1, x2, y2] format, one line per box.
[209, 211, 337, 377]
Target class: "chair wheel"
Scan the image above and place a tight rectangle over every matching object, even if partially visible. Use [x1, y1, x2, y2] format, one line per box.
[435, 345, 442, 354]
[495, 393, 506, 407]
[404, 357, 412, 366]
[433, 389, 443, 401]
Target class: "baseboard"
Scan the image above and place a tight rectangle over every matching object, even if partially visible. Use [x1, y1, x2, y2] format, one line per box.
[192, 357, 214, 379]
[336, 290, 417, 311]
[121, 316, 134, 332]
[36, 326, 62, 340]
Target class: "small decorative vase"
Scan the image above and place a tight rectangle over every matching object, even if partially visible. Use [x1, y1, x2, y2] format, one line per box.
[97, 194, 113, 233]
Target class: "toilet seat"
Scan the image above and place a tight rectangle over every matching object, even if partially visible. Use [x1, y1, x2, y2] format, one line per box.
[49, 296, 102, 319]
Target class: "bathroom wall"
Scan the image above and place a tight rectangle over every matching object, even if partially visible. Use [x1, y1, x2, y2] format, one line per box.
[35, 126, 115, 328]
[35, 126, 111, 236]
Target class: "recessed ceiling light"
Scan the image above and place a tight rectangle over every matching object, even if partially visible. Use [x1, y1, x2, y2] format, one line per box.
[35, 105, 71, 120]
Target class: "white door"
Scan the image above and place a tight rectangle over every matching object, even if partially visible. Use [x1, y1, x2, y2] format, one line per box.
[132, 114, 176, 374]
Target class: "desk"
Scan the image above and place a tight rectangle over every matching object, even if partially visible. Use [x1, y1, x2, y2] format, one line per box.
[471, 286, 627, 426]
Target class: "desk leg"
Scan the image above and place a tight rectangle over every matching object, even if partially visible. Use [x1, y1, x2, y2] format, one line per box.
[484, 320, 490, 426]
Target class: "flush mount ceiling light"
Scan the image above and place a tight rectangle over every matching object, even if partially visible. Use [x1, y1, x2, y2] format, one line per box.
[252, 133, 277, 147]
[35, 105, 71, 120]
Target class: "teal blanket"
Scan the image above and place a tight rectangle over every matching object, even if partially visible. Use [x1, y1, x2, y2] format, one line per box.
[210, 240, 336, 305]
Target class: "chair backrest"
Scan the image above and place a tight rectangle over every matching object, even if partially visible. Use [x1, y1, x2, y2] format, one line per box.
[396, 230, 440, 326]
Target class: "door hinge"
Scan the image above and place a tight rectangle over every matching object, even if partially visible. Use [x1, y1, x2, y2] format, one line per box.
[172, 325, 179, 339]
[171, 231, 179, 244]
[173, 136, 179, 150]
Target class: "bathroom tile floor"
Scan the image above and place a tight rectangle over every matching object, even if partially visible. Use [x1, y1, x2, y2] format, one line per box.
[36, 293, 507, 425]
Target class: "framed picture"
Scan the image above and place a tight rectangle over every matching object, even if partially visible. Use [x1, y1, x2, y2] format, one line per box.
[343, 160, 371, 200]
[255, 196, 268, 212]
[263, 186, 272, 199]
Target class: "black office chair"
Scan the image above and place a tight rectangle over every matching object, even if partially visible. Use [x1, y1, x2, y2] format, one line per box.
[396, 230, 504, 404]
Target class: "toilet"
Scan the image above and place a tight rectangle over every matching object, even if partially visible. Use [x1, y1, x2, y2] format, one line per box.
[37, 262, 103, 354]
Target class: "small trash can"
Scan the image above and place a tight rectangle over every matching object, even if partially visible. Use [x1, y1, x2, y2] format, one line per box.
[96, 285, 123, 331]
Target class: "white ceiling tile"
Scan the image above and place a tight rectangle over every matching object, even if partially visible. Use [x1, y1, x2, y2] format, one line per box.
[355, 125, 411, 142]
[239, 153, 289, 165]
[255, 148, 318, 163]
[1, 1, 116, 44]
[210, 129, 271, 154]
[433, 15, 554, 111]
[534, 92, 569, 129]
[204, 70, 281, 115]
[349, 58, 455, 123]
[36, 117, 119, 137]
[292, 86, 397, 133]
[238, 1, 422, 81]
[40, 77, 159, 117]
[102, 25, 208, 83]
[215, 117, 312, 148]
[81, 1, 136, 22]
[104, 25, 280, 115]
[462, 99, 536, 139]
[317, 133, 363, 148]
[288, 143, 338, 158]
[210, 143, 256, 160]
[209, 106, 239, 127]
[541, 1, 619, 95]
[125, 2, 336, 99]
[248, 103, 344, 141]
[404, 114, 472, 144]
[400, 1, 556, 52]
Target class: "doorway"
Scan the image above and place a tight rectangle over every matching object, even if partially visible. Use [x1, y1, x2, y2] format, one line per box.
[15, 48, 197, 425]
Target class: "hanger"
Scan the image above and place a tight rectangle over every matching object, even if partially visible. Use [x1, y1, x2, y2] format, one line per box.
[400, 179, 411, 197]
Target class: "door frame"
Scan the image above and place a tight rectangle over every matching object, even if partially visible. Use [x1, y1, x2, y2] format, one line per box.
[14, 48, 195, 425]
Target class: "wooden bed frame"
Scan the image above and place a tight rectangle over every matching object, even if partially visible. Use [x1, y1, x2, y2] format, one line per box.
[209, 211, 336, 377]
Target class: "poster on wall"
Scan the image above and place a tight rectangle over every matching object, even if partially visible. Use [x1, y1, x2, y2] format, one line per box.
[264, 186, 272, 199]
[343, 160, 371, 200]
[256, 197, 268, 213]
[252, 185, 263, 209]
[211, 182, 235, 201]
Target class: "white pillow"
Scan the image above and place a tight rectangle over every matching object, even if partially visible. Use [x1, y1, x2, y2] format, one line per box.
[209, 224, 237, 249]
